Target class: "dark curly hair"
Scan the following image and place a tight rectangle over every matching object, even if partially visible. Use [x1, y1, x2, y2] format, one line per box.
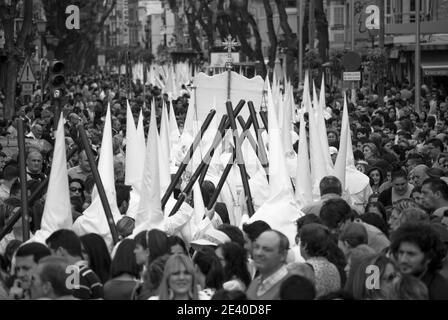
[390, 223, 447, 273]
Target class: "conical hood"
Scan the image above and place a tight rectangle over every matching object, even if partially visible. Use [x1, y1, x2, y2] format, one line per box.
[30, 114, 72, 244]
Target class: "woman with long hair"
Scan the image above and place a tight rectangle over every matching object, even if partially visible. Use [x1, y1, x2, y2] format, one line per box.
[367, 167, 385, 196]
[104, 239, 140, 300]
[134, 229, 170, 270]
[298, 223, 346, 298]
[349, 254, 401, 300]
[192, 247, 224, 300]
[155, 254, 199, 300]
[215, 242, 251, 292]
[80, 233, 112, 284]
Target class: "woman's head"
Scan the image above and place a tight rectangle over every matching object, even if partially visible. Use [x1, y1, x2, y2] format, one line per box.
[134, 231, 149, 266]
[79, 233, 111, 284]
[350, 254, 400, 300]
[388, 274, 428, 300]
[368, 168, 384, 187]
[168, 235, 188, 256]
[134, 229, 170, 266]
[146, 229, 170, 263]
[388, 199, 421, 233]
[363, 143, 378, 160]
[110, 239, 139, 278]
[215, 242, 251, 287]
[158, 254, 199, 300]
[365, 202, 388, 223]
[192, 247, 224, 290]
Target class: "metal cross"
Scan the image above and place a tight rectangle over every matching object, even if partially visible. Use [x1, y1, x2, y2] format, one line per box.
[222, 35, 240, 70]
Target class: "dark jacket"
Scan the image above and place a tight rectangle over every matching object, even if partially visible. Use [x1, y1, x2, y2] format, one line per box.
[421, 270, 448, 300]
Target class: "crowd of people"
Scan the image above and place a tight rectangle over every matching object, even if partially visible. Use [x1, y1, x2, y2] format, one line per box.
[0, 68, 447, 300]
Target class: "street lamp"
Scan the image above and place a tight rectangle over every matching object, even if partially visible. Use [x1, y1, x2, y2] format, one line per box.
[36, 19, 47, 96]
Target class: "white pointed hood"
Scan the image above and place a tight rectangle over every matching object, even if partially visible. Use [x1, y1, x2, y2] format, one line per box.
[125, 100, 142, 187]
[29, 114, 72, 244]
[295, 112, 313, 208]
[247, 78, 303, 246]
[132, 101, 164, 236]
[73, 103, 122, 249]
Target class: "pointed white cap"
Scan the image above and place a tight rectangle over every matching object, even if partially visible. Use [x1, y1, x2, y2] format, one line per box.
[132, 101, 164, 236]
[29, 113, 72, 244]
[73, 103, 121, 249]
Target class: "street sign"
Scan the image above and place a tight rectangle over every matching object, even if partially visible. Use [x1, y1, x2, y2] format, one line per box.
[18, 59, 36, 83]
[343, 71, 361, 81]
[342, 52, 362, 72]
[22, 83, 34, 96]
[98, 54, 106, 68]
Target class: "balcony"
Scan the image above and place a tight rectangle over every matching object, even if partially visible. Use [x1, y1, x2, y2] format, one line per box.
[385, 11, 448, 35]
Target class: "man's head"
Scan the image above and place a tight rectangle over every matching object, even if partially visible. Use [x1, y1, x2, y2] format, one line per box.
[252, 230, 289, 277]
[15, 243, 51, 290]
[319, 176, 342, 197]
[242, 220, 271, 253]
[46, 229, 83, 261]
[31, 124, 43, 139]
[26, 150, 43, 174]
[425, 139, 444, 160]
[410, 165, 429, 188]
[319, 198, 353, 232]
[69, 113, 81, 126]
[78, 150, 91, 173]
[391, 223, 446, 276]
[391, 169, 409, 196]
[30, 256, 74, 300]
[421, 178, 448, 210]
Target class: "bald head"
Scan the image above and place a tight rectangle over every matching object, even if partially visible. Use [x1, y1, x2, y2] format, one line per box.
[252, 230, 289, 277]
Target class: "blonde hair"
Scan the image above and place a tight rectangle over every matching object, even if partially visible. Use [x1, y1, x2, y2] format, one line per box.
[158, 254, 199, 300]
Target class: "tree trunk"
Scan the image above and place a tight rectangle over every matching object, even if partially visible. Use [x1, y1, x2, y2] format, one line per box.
[274, 0, 299, 81]
[184, 4, 202, 53]
[241, 10, 266, 77]
[315, 0, 329, 63]
[263, 0, 277, 73]
[0, 0, 33, 120]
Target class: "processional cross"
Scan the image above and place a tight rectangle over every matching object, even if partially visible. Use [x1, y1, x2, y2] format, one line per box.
[222, 35, 240, 101]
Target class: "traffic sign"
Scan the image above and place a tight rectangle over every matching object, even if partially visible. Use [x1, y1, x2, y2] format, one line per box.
[342, 52, 362, 72]
[18, 59, 36, 83]
[343, 71, 361, 81]
[21, 83, 34, 96]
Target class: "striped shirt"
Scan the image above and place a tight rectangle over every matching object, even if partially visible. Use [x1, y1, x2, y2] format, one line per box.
[72, 261, 104, 300]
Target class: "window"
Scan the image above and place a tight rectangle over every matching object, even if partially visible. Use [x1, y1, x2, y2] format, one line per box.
[334, 32, 345, 44]
[330, 5, 345, 29]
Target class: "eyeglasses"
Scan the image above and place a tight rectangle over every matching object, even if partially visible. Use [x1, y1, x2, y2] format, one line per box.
[70, 187, 82, 193]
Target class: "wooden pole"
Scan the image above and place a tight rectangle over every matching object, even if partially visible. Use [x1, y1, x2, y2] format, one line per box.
[78, 125, 119, 245]
[226, 101, 255, 217]
[161, 109, 218, 209]
[415, 0, 421, 114]
[167, 101, 247, 217]
[0, 147, 79, 241]
[17, 119, 30, 241]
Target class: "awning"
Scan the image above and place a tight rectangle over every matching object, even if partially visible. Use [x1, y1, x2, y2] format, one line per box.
[421, 51, 448, 76]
